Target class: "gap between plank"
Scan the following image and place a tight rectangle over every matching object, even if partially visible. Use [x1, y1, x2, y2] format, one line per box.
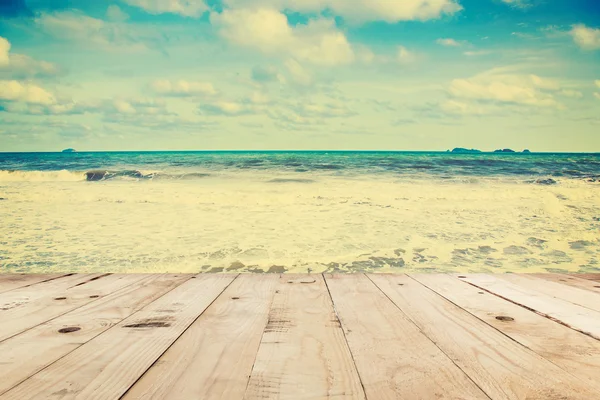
[0, 274, 195, 396]
[118, 274, 240, 400]
[0, 274, 75, 294]
[408, 274, 600, 389]
[240, 274, 281, 398]
[322, 273, 367, 399]
[365, 274, 494, 400]
[458, 277, 600, 342]
[0, 274, 148, 345]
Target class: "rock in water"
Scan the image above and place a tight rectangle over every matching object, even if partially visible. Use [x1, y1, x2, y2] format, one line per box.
[62, 148, 76, 153]
[535, 178, 557, 185]
[85, 170, 108, 181]
[451, 148, 482, 153]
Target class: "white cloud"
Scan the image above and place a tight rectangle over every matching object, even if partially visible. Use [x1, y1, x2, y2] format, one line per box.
[199, 101, 256, 116]
[448, 71, 563, 108]
[559, 89, 583, 99]
[464, 50, 492, 56]
[0, 36, 61, 79]
[151, 80, 218, 96]
[569, 24, 600, 50]
[284, 59, 312, 86]
[35, 11, 149, 52]
[397, 46, 417, 64]
[0, 80, 56, 105]
[436, 38, 463, 47]
[501, 0, 532, 9]
[123, 0, 208, 17]
[251, 65, 283, 83]
[221, 0, 462, 23]
[212, 8, 354, 66]
[106, 5, 130, 22]
[440, 100, 490, 115]
[0, 37, 9, 66]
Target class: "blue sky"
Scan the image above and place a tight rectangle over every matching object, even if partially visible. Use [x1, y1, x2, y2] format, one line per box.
[0, 0, 599, 151]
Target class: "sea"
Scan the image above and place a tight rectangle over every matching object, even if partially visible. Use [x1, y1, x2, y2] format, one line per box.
[1, 151, 599, 274]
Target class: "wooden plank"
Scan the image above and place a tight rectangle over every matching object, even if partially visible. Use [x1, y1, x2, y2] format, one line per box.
[0, 274, 68, 294]
[412, 273, 600, 393]
[573, 273, 600, 282]
[370, 274, 600, 400]
[499, 273, 600, 312]
[459, 273, 600, 340]
[123, 274, 278, 400]
[0, 273, 99, 311]
[0, 273, 148, 342]
[325, 273, 488, 400]
[243, 274, 365, 400]
[1, 274, 236, 400]
[0, 274, 191, 395]
[529, 273, 600, 293]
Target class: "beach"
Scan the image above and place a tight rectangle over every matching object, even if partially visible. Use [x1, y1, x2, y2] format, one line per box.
[1, 151, 598, 274]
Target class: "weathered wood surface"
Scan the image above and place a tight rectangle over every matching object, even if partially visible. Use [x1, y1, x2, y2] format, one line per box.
[2, 275, 235, 400]
[0, 274, 68, 294]
[244, 274, 365, 400]
[411, 274, 600, 394]
[0, 274, 191, 395]
[529, 273, 600, 293]
[1, 273, 599, 400]
[326, 273, 488, 399]
[123, 274, 278, 400]
[458, 273, 600, 340]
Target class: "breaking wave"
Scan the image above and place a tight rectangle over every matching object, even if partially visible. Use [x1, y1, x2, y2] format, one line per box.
[0, 170, 212, 182]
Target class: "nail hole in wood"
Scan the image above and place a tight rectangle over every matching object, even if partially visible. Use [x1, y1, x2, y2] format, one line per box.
[231, 297, 240, 300]
[495, 316, 514, 322]
[594, 286, 600, 288]
[89, 295, 100, 298]
[478, 292, 484, 294]
[54, 297, 67, 300]
[398, 283, 404, 286]
[458, 276, 467, 278]
[58, 327, 81, 333]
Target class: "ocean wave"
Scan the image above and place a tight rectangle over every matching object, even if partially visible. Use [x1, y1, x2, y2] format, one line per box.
[0, 169, 213, 182]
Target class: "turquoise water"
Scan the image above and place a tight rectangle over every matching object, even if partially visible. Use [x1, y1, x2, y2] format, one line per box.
[1, 151, 599, 181]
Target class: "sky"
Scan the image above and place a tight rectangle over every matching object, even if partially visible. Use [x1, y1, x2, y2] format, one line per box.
[0, 0, 599, 152]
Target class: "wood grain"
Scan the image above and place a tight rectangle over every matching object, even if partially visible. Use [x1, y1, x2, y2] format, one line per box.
[0, 273, 147, 342]
[371, 273, 600, 400]
[574, 273, 600, 282]
[1, 274, 236, 400]
[529, 273, 600, 294]
[0, 274, 190, 395]
[243, 274, 365, 400]
[458, 273, 600, 340]
[498, 273, 600, 312]
[0, 274, 68, 294]
[412, 273, 600, 394]
[123, 274, 278, 400]
[325, 273, 488, 400]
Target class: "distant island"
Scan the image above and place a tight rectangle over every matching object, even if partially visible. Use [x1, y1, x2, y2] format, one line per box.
[62, 148, 76, 153]
[448, 148, 532, 153]
[450, 148, 482, 154]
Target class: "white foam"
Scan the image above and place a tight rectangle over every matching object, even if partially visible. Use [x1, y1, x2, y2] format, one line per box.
[0, 170, 86, 182]
[0, 174, 598, 273]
